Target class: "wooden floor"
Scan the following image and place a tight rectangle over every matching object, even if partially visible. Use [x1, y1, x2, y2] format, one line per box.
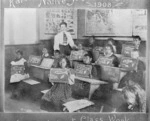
[5, 92, 47, 113]
[5, 89, 127, 113]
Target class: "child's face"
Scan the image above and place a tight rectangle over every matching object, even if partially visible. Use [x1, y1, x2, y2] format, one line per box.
[78, 44, 83, 50]
[108, 41, 113, 45]
[60, 58, 67, 68]
[54, 52, 60, 59]
[134, 38, 141, 47]
[105, 46, 112, 55]
[83, 56, 92, 64]
[16, 53, 22, 59]
[42, 48, 48, 55]
[60, 24, 67, 32]
[89, 37, 94, 44]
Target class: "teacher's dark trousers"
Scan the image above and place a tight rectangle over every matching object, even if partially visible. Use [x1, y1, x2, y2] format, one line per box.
[59, 44, 71, 56]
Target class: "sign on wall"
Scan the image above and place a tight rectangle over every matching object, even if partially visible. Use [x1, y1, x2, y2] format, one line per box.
[132, 9, 147, 40]
[85, 9, 133, 36]
[39, 8, 77, 39]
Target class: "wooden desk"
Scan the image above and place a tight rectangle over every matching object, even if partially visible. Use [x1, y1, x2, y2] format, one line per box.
[75, 76, 108, 100]
[29, 65, 50, 82]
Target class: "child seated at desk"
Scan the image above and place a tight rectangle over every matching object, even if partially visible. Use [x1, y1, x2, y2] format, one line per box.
[122, 80, 146, 112]
[84, 36, 97, 49]
[72, 53, 98, 98]
[94, 44, 119, 95]
[10, 49, 29, 98]
[42, 48, 50, 58]
[103, 44, 119, 67]
[73, 52, 97, 79]
[77, 43, 88, 56]
[69, 43, 87, 67]
[106, 38, 117, 54]
[41, 57, 75, 111]
[118, 49, 145, 89]
[51, 50, 61, 68]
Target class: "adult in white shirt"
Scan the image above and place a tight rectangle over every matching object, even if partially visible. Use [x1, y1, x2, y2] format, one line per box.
[54, 21, 77, 56]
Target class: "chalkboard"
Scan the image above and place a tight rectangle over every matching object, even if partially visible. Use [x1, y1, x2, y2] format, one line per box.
[70, 50, 87, 61]
[121, 44, 135, 57]
[49, 68, 69, 83]
[74, 63, 92, 78]
[100, 65, 120, 83]
[120, 57, 138, 71]
[28, 55, 42, 66]
[85, 9, 132, 36]
[40, 58, 54, 69]
[96, 56, 113, 66]
[11, 65, 25, 75]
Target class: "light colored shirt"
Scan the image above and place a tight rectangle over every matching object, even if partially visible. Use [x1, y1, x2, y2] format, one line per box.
[11, 58, 26, 65]
[54, 31, 75, 50]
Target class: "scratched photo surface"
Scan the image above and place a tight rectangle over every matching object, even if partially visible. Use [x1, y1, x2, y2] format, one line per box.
[2, 0, 148, 117]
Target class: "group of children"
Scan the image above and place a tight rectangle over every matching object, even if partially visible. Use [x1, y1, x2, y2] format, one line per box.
[10, 35, 146, 112]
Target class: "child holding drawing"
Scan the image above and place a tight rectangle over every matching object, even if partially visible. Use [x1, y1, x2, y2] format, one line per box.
[10, 49, 29, 99]
[41, 57, 75, 111]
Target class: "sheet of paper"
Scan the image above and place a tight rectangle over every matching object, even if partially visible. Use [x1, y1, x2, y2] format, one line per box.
[41, 89, 50, 94]
[31, 65, 50, 69]
[23, 79, 40, 85]
[63, 99, 94, 112]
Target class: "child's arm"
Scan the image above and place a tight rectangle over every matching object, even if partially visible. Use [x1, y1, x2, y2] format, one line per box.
[68, 71, 75, 85]
[90, 66, 98, 79]
[24, 62, 29, 74]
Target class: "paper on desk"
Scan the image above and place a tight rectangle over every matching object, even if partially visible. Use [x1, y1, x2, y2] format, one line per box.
[41, 89, 50, 94]
[63, 99, 94, 112]
[75, 76, 108, 84]
[23, 79, 40, 85]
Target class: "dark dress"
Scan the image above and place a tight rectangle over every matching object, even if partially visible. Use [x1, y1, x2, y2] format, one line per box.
[118, 60, 146, 89]
[51, 58, 61, 68]
[72, 62, 98, 98]
[109, 54, 119, 67]
[42, 83, 72, 107]
[84, 42, 97, 63]
[10, 58, 29, 99]
[42, 69, 72, 110]
[97, 54, 119, 95]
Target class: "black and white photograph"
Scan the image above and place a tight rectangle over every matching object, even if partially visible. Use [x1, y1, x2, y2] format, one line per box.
[1, 0, 150, 121]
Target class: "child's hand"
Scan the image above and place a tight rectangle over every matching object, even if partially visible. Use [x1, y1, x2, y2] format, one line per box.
[91, 63, 96, 65]
[68, 74, 75, 85]
[11, 61, 16, 65]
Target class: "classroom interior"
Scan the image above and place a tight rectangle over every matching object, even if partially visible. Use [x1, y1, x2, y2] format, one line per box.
[4, 8, 147, 112]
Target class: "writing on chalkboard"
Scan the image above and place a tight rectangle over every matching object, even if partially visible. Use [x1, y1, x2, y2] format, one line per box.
[28, 55, 42, 65]
[96, 56, 113, 66]
[74, 63, 92, 78]
[11, 65, 25, 75]
[120, 57, 138, 71]
[122, 44, 135, 57]
[49, 68, 69, 83]
[70, 50, 86, 61]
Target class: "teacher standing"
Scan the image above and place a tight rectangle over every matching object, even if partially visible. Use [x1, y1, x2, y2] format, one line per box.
[54, 21, 77, 56]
